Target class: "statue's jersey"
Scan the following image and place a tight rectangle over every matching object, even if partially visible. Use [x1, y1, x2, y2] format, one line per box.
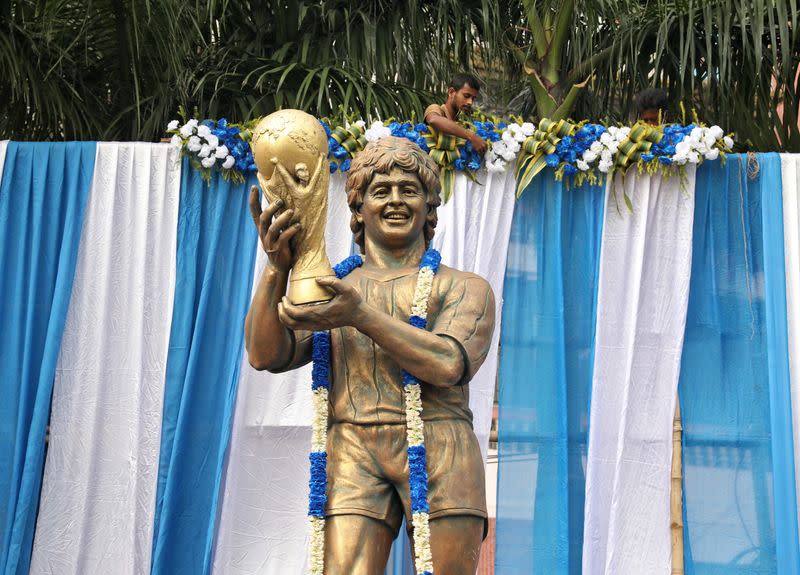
[288, 263, 495, 425]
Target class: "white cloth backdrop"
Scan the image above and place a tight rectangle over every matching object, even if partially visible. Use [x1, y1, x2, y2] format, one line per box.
[30, 143, 181, 575]
[0, 141, 8, 179]
[212, 170, 517, 574]
[781, 154, 800, 542]
[582, 169, 696, 575]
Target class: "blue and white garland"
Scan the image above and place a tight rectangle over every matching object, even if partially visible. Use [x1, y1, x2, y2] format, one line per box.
[307, 249, 441, 575]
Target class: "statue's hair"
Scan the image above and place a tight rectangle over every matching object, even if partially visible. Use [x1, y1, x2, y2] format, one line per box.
[346, 136, 441, 252]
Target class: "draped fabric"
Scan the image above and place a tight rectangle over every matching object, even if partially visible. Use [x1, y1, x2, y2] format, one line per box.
[211, 175, 353, 575]
[781, 155, 800, 541]
[582, 169, 696, 575]
[679, 154, 800, 575]
[495, 174, 605, 575]
[0, 142, 96, 575]
[432, 169, 518, 457]
[29, 143, 181, 575]
[149, 165, 259, 575]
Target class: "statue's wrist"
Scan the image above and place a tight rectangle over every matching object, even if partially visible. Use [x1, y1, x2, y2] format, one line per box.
[351, 301, 370, 330]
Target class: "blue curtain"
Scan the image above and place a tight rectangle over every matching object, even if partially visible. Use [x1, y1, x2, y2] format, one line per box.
[0, 142, 96, 575]
[679, 154, 799, 575]
[150, 162, 258, 575]
[495, 174, 605, 574]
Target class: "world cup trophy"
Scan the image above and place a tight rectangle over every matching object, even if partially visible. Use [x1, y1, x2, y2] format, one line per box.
[251, 110, 335, 305]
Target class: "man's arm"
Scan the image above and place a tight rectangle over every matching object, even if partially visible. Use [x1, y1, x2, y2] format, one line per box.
[425, 109, 487, 155]
[277, 274, 495, 387]
[245, 186, 311, 371]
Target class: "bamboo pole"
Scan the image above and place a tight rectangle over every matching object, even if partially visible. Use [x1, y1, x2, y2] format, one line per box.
[671, 398, 684, 575]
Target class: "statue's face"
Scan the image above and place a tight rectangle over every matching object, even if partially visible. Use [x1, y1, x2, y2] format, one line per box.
[360, 167, 428, 249]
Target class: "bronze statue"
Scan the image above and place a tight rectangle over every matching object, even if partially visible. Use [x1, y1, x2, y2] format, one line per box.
[246, 135, 495, 574]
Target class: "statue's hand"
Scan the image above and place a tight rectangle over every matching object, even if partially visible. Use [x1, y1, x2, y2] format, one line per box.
[277, 277, 363, 331]
[249, 185, 300, 273]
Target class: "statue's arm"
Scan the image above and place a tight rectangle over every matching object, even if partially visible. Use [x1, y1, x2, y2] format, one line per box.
[245, 185, 312, 371]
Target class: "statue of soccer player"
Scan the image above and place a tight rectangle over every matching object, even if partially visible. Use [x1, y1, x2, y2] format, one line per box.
[246, 136, 495, 574]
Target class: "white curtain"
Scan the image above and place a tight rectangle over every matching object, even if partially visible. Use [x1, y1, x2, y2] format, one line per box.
[0, 140, 8, 180]
[781, 154, 800, 542]
[431, 168, 517, 456]
[582, 169, 696, 575]
[30, 143, 181, 575]
[212, 170, 517, 574]
[212, 175, 353, 575]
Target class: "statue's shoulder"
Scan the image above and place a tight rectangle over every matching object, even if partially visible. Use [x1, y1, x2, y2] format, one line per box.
[435, 264, 493, 295]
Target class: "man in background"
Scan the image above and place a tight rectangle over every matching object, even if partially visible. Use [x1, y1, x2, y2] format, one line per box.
[424, 73, 488, 155]
[636, 88, 669, 125]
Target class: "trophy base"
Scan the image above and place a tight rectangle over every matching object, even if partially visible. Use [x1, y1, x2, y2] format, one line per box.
[288, 274, 335, 305]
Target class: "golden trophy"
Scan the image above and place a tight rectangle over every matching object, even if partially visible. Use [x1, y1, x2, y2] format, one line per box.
[251, 109, 335, 305]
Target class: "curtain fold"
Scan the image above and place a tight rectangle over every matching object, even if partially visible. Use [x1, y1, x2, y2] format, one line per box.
[495, 174, 605, 574]
[582, 168, 696, 575]
[149, 161, 258, 575]
[780, 154, 800, 544]
[0, 141, 96, 575]
[680, 154, 800, 575]
[28, 143, 180, 575]
[211, 174, 353, 575]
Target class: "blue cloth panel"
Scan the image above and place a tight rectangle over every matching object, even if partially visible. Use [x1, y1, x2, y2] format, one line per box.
[495, 174, 604, 574]
[679, 154, 799, 575]
[0, 142, 96, 575]
[150, 162, 257, 575]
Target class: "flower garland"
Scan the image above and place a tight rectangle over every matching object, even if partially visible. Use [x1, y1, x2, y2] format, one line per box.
[308, 248, 441, 575]
[165, 112, 735, 201]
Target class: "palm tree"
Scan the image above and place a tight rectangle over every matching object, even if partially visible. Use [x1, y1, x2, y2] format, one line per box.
[503, 0, 800, 151]
[0, 0, 500, 141]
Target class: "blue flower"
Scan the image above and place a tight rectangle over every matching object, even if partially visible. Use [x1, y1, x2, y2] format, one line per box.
[545, 154, 560, 168]
[641, 153, 654, 162]
[333, 146, 349, 159]
[329, 161, 338, 173]
[415, 123, 428, 133]
[454, 159, 466, 171]
[467, 159, 481, 171]
[658, 156, 673, 165]
[498, 122, 507, 129]
[405, 130, 419, 140]
[340, 159, 351, 172]
[218, 118, 228, 128]
[320, 121, 332, 137]
[201, 119, 214, 128]
[563, 164, 578, 176]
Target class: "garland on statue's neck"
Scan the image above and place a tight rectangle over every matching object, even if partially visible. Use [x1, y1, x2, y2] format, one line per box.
[307, 248, 442, 575]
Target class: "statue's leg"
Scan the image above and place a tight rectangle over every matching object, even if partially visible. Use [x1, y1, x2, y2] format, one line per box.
[407, 514, 484, 572]
[324, 514, 396, 575]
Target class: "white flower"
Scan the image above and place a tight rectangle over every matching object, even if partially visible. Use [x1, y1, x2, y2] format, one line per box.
[577, 159, 590, 171]
[617, 126, 631, 139]
[214, 145, 229, 159]
[709, 125, 724, 140]
[600, 132, 613, 146]
[704, 148, 720, 161]
[687, 151, 700, 164]
[672, 151, 688, 165]
[513, 130, 526, 142]
[201, 156, 216, 168]
[501, 130, 515, 144]
[675, 141, 691, 155]
[590, 141, 604, 154]
[169, 134, 182, 146]
[600, 149, 613, 163]
[723, 136, 734, 149]
[598, 160, 612, 173]
[703, 132, 717, 148]
[198, 144, 212, 158]
[222, 155, 236, 169]
[370, 120, 385, 129]
[205, 134, 219, 148]
[197, 124, 212, 138]
[179, 123, 196, 138]
[607, 126, 619, 137]
[520, 122, 535, 136]
[167, 120, 180, 131]
[583, 150, 598, 163]
[690, 127, 703, 141]
[491, 141, 508, 155]
[606, 141, 619, 154]
[354, 120, 366, 128]
[187, 136, 202, 152]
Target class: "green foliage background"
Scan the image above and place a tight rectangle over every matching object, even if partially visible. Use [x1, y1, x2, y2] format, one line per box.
[2, 0, 798, 150]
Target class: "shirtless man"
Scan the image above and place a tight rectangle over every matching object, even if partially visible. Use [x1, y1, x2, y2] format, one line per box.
[245, 136, 495, 574]
[424, 73, 488, 156]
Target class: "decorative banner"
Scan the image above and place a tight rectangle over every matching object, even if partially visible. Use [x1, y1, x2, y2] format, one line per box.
[30, 143, 181, 575]
[582, 168, 696, 575]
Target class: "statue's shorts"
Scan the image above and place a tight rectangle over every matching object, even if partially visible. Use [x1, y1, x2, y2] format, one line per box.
[325, 418, 488, 537]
